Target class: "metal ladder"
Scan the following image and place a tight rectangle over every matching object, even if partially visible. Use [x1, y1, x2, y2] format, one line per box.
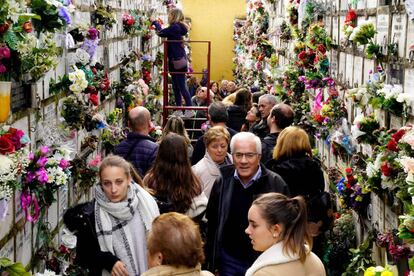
[161, 40, 211, 143]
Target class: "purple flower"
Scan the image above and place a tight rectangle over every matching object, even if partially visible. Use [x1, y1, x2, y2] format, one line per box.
[36, 168, 49, 184]
[141, 54, 153, 62]
[39, 146, 49, 155]
[63, 0, 71, 5]
[0, 63, 7, 74]
[59, 159, 70, 169]
[80, 38, 98, 60]
[28, 152, 35, 161]
[298, 75, 306, 82]
[36, 156, 48, 167]
[88, 28, 99, 40]
[58, 7, 71, 25]
[26, 172, 35, 183]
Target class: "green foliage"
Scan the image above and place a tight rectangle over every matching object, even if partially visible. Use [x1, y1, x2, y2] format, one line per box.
[0, 258, 31, 276]
[342, 233, 375, 275]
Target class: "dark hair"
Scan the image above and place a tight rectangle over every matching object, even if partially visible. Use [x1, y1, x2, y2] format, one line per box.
[145, 133, 201, 213]
[270, 103, 295, 129]
[147, 212, 205, 267]
[208, 102, 228, 123]
[161, 115, 191, 146]
[210, 81, 219, 90]
[251, 103, 261, 118]
[233, 88, 252, 112]
[252, 193, 311, 262]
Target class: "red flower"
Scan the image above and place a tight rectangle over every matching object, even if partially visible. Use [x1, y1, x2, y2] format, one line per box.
[345, 167, 353, 175]
[392, 129, 406, 142]
[317, 44, 326, 54]
[0, 135, 15, 154]
[0, 23, 9, 34]
[89, 94, 99, 106]
[22, 21, 33, 33]
[0, 46, 11, 60]
[345, 9, 357, 27]
[381, 162, 393, 177]
[387, 139, 398, 152]
[298, 51, 306, 60]
[314, 114, 325, 123]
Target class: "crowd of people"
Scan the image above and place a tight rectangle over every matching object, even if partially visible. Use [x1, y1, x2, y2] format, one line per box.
[63, 7, 329, 276]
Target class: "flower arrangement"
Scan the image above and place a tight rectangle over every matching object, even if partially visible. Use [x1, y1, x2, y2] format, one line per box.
[68, 67, 88, 93]
[149, 123, 163, 141]
[305, 23, 332, 51]
[71, 154, 101, 193]
[20, 146, 71, 222]
[141, 54, 153, 84]
[376, 230, 412, 261]
[351, 114, 381, 145]
[31, 0, 71, 33]
[19, 33, 61, 81]
[349, 21, 376, 45]
[343, 233, 375, 275]
[364, 266, 394, 276]
[343, 9, 357, 39]
[371, 84, 413, 117]
[61, 95, 87, 130]
[93, 5, 117, 30]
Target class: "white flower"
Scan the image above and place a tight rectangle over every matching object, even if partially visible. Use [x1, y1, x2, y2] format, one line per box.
[75, 48, 90, 65]
[366, 162, 378, 178]
[45, 0, 63, 7]
[35, 269, 60, 276]
[0, 155, 13, 176]
[61, 229, 77, 249]
[374, 266, 385, 272]
[47, 166, 68, 186]
[381, 176, 397, 190]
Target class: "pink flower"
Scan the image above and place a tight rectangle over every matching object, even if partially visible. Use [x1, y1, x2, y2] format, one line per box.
[28, 152, 35, 161]
[59, 159, 70, 169]
[39, 146, 49, 155]
[400, 156, 414, 173]
[36, 156, 48, 167]
[36, 168, 49, 184]
[0, 46, 10, 59]
[88, 154, 101, 167]
[0, 63, 7, 73]
[88, 28, 99, 40]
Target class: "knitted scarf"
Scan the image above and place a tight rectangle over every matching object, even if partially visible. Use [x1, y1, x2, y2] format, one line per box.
[95, 182, 159, 276]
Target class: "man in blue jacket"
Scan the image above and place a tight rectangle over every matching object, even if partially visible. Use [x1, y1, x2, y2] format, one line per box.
[114, 106, 158, 177]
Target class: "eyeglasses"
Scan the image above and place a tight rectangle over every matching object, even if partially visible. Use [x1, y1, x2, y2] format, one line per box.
[233, 152, 259, 160]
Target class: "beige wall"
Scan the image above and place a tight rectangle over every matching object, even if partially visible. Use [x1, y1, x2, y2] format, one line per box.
[181, 0, 245, 82]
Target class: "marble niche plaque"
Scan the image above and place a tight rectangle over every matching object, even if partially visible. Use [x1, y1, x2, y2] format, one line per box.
[391, 13, 407, 58]
[405, 69, 414, 115]
[339, 52, 347, 85]
[345, 54, 354, 87]
[330, 50, 339, 79]
[366, 0, 377, 8]
[15, 222, 32, 267]
[353, 56, 364, 87]
[406, 20, 414, 60]
[0, 237, 15, 261]
[376, 11, 390, 48]
[332, 16, 339, 44]
[363, 59, 375, 84]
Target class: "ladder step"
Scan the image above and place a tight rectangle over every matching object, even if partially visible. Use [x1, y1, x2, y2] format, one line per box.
[180, 117, 207, 121]
[186, 129, 203, 132]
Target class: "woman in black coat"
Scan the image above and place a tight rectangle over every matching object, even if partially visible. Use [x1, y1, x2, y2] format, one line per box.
[227, 88, 252, 131]
[266, 126, 328, 258]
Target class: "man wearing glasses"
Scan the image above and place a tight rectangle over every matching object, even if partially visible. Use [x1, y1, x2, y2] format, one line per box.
[205, 132, 290, 276]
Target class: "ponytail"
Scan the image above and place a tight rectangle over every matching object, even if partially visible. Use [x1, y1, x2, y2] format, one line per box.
[252, 193, 311, 262]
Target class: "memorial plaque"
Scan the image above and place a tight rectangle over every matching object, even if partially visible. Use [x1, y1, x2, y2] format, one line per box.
[58, 185, 68, 220]
[384, 205, 399, 231]
[15, 223, 32, 266]
[406, 20, 414, 60]
[15, 192, 24, 223]
[391, 14, 407, 58]
[325, 16, 332, 37]
[363, 59, 375, 84]
[346, 54, 354, 87]
[339, 52, 347, 84]
[387, 63, 404, 85]
[405, 69, 414, 114]
[47, 196, 59, 230]
[0, 199, 14, 240]
[43, 102, 57, 124]
[376, 11, 390, 47]
[375, 109, 389, 128]
[366, 0, 377, 8]
[0, 238, 15, 261]
[357, 0, 366, 9]
[353, 56, 363, 86]
[339, 16, 346, 42]
[43, 71, 54, 99]
[55, 56, 66, 80]
[332, 16, 339, 44]
[330, 50, 338, 78]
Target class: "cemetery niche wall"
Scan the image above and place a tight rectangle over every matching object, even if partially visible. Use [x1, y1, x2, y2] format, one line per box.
[235, 0, 414, 275]
[0, 0, 172, 274]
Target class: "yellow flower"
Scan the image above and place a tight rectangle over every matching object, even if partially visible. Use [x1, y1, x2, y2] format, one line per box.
[364, 267, 375, 276]
[381, 271, 393, 276]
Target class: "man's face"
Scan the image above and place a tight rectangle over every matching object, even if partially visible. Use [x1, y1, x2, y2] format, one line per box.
[197, 87, 208, 100]
[232, 139, 261, 183]
[227, 82, 236, 93]
[258, 98, 272, 118]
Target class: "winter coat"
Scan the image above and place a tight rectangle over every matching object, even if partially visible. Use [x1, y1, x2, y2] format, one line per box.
[153, 192, 208, 220]
[63, 201, 119, 276]
[261, 132, 279, 164]
[245, 242, 326, 276]
[204, 164, 290, 272]
[152, 21, 188, 59]
[266, 155, 325, 223]
[142, 265, 214, 276]
[114, 132, 158, 177]
[192, 152, 233, 198]
[250, 118, 269, 140]
[227, 105, 247, 132]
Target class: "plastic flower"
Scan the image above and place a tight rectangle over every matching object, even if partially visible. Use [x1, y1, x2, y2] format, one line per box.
[75, 48, 90, 65]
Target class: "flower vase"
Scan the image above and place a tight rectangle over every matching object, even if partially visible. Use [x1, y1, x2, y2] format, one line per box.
[0, 81, 11, 123]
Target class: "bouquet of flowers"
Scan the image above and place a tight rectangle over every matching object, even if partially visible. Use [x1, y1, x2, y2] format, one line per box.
[20, 146, 71, 222]
[349, 21, 376, 45]
[371, 84, 413, 117]
[351, 114, 381, 145]
[93, 5, 116, 30]
[31, 0, 71, 33]
[376, 230, 412, 261]
[363, 266, 394, 276]
[343, 9, 357, 39]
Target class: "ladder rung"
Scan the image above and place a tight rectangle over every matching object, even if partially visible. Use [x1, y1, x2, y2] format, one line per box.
[180, 117, 207, 121]
[186, 129, 203, 132]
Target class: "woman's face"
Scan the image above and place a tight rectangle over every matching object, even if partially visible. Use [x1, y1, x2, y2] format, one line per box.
[246, 106, 260, 123]
[100, 166, 131, 203]
[211, 83, 218, 93]
[207, 137, 228, 164]
[245, 205, 278, 252]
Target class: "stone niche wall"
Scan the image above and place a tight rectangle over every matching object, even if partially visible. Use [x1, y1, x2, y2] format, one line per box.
[0, 0, 167, 271]
[266, 0, 414, 269]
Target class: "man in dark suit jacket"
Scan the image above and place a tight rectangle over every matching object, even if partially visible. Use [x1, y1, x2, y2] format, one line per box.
[205, 132, 289, 275]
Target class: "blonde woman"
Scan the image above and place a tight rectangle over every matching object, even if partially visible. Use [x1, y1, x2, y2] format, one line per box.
[152, 9, 193, 117]
[161, 115, 193, 157]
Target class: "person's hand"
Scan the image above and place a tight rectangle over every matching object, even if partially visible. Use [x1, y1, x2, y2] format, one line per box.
[111, 261, 129, 276]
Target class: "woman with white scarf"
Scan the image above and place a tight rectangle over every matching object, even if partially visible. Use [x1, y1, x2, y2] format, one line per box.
[64, 155, 159, 276]
[245, 193, 325, 276]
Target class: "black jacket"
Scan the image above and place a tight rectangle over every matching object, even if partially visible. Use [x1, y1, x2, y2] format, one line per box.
[63, 201, 119, 275]
[152, 21, 187, 59]
[250, 118, 269, 140]
[114, 132, 158, 177]
[266, 155, 325, 222]
[204, 164, 289, 271]
[261, 132, 280, 164]
[227, 105, 247, 132]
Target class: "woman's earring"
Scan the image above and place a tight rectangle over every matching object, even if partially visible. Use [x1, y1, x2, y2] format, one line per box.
[273, 233, 277, 238]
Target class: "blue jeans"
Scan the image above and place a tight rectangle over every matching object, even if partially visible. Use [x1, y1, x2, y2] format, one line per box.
[169, 62, 192, 107]
[219, 249, 251, 276]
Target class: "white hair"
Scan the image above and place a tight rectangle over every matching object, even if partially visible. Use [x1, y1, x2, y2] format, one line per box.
[230, 132, 261, 154]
